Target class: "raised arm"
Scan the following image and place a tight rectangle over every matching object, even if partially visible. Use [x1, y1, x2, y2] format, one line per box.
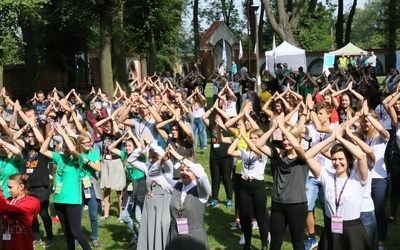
[304, 131, 336, 178]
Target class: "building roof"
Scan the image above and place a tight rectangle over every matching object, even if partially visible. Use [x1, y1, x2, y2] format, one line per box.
[200, 21, 239, 49]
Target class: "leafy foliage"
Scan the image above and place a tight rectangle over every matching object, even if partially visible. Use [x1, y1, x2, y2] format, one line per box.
[294, 2, 336, 51]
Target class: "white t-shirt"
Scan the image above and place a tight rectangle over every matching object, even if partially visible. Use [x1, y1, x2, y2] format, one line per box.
[306, 123, 335, 176]
[131, 117, 158, 142]
[366, 133, 388, 178]
[231, 81, 240, 94]
[224, 99, 237, 117]
[375, 104, 392, 130]
[318, 168, 366, 220]
[239, 150, 267, 180]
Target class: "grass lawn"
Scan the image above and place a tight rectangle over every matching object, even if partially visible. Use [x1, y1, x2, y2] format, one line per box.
[34, 81, 400, 249]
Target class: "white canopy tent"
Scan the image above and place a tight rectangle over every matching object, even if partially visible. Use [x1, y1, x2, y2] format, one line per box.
[265, 41, 307, 72]
[329, 42, 368, 56]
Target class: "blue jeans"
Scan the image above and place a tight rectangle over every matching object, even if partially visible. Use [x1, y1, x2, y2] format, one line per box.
[55, 203, 91, 250]
[371, 178, 388, 242]
[82, 186, 99, 240]
[192, 117, 207, 150]
[305, 176, 324, 212]
[360, 211, 377, 248]
[122, 196, 138, 236]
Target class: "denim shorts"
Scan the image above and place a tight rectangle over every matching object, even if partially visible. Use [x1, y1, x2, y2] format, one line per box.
[305, 176, 324, 211]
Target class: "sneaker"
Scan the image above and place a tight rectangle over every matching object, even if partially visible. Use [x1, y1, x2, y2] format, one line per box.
[209, 199, 219, 208]
[252, 220, 258, 230]
[226, 199, 233, 208]
[92, 239, 101, 248]
[118, 217, 123, 223]
[98, 216, 109, 221]
[267, 233, 271, 244]
[51, 216, 60, 223]
[378, 245, 387, 250]
[74, 239, 79, 247]
[239, 233, 245, 245]
[129, 236, 138, 247]
[305, 237, 318, 250]
[83, 205, 89, 210]
[231, 220, 239, 230]
[44, 240, 54, 248]
[33, 240, 42, 246]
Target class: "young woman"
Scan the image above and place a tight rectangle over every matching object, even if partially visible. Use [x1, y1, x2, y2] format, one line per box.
[0, 136, 23, 198]
[224, 101, 260, 234]
[228, 129, 269, 250]
[304, 125, 372, 250]
[156, 111, 194, 180]
[384, 89, 400, 224]
[40, 123, 92, 250]
[256, 115, 308, 250]
[202, 100, 233, 208]
[95, 112, 125, 221]
[76, 135, 102, 248]
[108, 131, 144, 246]
[187, 87, 207, 154]
[0, 174, 40, 250]
[358, 101, 389, 250]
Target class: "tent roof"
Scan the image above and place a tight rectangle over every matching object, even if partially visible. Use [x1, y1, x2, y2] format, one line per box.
[329, 42, 368, 56]
[274, 41, 305, 55]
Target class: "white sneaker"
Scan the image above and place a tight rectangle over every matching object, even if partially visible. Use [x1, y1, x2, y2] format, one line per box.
[252, 221, 258, 230]
[239, 233, 245, 245]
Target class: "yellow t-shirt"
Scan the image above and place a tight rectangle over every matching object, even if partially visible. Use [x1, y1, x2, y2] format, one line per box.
[234, 129, 251, 174]
[258, 90, 272, 109]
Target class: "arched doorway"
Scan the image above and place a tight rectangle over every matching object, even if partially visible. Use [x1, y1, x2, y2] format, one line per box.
[214, 40, 232, 73]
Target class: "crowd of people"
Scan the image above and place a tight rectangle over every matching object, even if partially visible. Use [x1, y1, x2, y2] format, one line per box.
[0, 57, 398, 250]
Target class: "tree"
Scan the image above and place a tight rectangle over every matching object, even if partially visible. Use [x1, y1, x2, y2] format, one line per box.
[262, 0, 318, 46]
[335, 0, 358, 48]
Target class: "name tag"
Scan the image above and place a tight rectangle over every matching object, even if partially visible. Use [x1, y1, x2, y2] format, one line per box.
[127, 183, 134, 192]
[55, 182, 62, 194]
[177, 217, 189, 235]
[331, 215, 343, 234]
[2, 233, 11, 241]
[81, 177, 91, 189]
[26, 168, 34, 174]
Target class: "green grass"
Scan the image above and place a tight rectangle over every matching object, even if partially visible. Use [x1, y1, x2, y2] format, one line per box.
[35, 83, 400, 250]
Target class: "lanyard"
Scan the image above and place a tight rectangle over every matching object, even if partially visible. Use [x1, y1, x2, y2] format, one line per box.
[139, 119, 149, 137]
[334, 176, 349, 215]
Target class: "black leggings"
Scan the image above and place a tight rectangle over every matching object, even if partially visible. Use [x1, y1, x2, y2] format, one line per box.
[390, 153, 400, 217]
[32, 199, 53, 241]
[55, 203, 91, 250]
[270, 201, 308, 250]
[210, 157, 233, 200]
[239, 179, 269, 248]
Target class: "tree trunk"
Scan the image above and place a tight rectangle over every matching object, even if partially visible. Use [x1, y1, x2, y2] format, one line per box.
[193, 0, 200, 64]
[335, 0, 344, 48]
[387, 0, 397, 72]
[344, 0, 357, 44]
[262, 0, 299, 46]
[18, 12, 39, 96]
[99, 6, 114, 97]
[146, 28, 157, 75]
[112, 0, 128, 91]
[0, 45, 3, 105]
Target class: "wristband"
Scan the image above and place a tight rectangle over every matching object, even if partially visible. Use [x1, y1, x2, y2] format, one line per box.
[365, 113, 371, 117]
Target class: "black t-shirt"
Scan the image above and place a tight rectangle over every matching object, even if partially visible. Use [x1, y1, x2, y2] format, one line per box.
[23, 143, 50, 188]
[207, 122, 230, 159]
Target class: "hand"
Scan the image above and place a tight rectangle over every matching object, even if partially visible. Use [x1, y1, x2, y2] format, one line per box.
[334, 123, 343, 139]
[362, 100, 369, 115]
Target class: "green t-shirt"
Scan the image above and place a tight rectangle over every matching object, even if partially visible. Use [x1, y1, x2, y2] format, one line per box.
[120, 151, 146, 181]
[234, 129, 249, 174]
[0, 155, 22, 198]
[79, 150, 101, 179]
[52, 152, 83, 205]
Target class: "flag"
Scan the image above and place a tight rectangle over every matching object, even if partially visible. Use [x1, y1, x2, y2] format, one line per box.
[239, 40, 243, 59]
[222, 39, 227, 68]
[272, 35, 276, 60]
